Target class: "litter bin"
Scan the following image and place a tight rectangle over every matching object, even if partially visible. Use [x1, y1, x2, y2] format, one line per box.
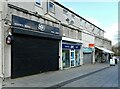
[110, 58, 115, 66]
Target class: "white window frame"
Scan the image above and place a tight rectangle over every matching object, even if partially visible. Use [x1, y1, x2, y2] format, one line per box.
[35, 0, 41, 6]
[48, 2, 55, 13]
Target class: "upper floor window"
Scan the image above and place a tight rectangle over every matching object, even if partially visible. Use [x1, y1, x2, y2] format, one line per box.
[93, 27, 99, 35]
[71, 14, 75, 19]
[80, 19, 85, 27]
[85, 22, 89, 28]
[92, 26, 95, 32]
[48, 2, 55, 13]
[36, 0, 41, 6]
[63, 9, 68, 16]
[90, 24, 93, 28]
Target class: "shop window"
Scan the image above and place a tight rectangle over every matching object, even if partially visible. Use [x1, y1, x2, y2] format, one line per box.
[48, 2, 55, 13]
[35, 0, 41, 6]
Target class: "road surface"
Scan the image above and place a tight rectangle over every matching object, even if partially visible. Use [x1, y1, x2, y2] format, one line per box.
[61, 65, 118, 87]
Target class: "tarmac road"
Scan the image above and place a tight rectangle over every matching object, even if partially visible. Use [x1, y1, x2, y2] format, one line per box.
[61, 65, 118, 87]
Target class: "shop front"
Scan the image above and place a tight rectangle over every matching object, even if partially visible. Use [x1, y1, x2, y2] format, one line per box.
[62, 42, 82, 69]
[95, 46, 114, 63]
[83, 47, 93, 64]
[10, 15, 62, 78]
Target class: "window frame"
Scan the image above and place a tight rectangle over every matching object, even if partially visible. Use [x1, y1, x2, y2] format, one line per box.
[35, 0, 41, 6]
[63, 9, 68, 16]
[48, 1, 55, 13]
[71, 14, 75, 19]
[80, 19, 85, 27]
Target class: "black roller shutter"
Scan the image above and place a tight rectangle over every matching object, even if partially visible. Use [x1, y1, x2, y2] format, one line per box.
[11, 33, 59, 79]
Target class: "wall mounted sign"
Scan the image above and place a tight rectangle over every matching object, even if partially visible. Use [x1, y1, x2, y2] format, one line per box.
[89, 44, 94, 48]
[38, 23, 45, 31]
[12, 15, 60, 36]
[62, 44, 81, 49]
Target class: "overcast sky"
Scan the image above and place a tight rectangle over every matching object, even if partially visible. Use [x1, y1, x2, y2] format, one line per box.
[57, 0, 118, 45]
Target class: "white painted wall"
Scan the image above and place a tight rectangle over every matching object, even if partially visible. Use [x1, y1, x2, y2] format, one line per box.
[4, 44, 11, 78]
[80, 45, 83, 65]
[59, 41, 63, 70]
[0, 13, 3, 77]
[82, 30, 95, 47]
[82, 30, 95, 64]
[95, 37, 103, 47]
[0, 1, 3, 78]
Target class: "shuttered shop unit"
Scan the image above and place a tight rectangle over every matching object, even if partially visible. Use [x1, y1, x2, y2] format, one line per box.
[11, 32, 60, 79]
[83, 53, 92, 64]
[11, 15, 62, 78]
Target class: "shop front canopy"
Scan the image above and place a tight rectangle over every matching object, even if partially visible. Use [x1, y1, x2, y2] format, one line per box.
[95, 46, 114, 54]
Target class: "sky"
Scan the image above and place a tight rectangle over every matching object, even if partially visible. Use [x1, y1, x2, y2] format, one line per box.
[56, 0, 118, 45]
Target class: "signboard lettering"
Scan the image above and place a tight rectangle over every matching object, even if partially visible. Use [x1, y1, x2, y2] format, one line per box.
[12, 15, 60, 35]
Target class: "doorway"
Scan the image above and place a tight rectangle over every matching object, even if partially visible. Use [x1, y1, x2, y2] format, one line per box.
[62, 50, 70, 68]
[75, 50, 80, 66]
[70, 49, 75, 67]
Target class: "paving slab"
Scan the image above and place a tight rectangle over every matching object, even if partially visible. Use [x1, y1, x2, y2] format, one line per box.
[2, 63, 110, 87]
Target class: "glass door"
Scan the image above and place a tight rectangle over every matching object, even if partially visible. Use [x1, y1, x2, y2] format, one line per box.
[62, 50, 70, 68]
[70, 49, 75, 67]
[75, 50, 80, 66]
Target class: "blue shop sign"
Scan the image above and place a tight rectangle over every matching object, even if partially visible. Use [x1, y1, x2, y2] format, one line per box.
[12, 15, 60, 35]
[62, 44, 81, 49]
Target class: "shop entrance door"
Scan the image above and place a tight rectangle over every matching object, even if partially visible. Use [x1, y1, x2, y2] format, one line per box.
[70, 49, 75, 67]
[62, 50, 70, 68]
[75, 50, 80, 66]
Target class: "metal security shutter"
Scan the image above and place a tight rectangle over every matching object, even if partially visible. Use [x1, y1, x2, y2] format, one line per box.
[11, 33, 59, 79]
[83, 53, 92, 64]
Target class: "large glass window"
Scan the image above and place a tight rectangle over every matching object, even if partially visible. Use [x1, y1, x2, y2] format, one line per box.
[48, 2, 55, 13]
[62, 50, 70, 68]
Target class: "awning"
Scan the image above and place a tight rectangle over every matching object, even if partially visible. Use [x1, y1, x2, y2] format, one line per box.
[95, 46, 114, 54]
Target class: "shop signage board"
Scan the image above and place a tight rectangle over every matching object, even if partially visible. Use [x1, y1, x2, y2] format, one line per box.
[62, 44, 81, 49]
[89, 44, 94, 48]
[12, 15, 60, 35]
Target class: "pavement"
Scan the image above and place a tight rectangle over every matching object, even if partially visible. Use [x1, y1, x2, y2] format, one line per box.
[2, 63, 111, 87]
